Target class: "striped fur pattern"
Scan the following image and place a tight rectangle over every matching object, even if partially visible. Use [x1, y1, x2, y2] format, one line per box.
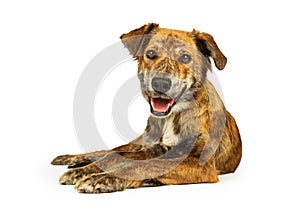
[52, 23, 242, 193]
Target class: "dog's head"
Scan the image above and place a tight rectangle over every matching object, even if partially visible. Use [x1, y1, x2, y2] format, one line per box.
[121, 23, 227, 118]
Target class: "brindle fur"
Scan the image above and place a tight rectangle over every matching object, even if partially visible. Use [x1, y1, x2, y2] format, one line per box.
[52, 23, 242, 193]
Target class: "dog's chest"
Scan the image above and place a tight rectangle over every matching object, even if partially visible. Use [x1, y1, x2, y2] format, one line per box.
[161, 116, 179, 147]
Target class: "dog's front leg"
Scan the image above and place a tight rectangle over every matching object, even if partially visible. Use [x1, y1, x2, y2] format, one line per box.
[58, 142, 164, 185]
[74, 156, 218, 193]
[57, 152, 129, 185]
[51, 150, 108, 168]
[51, 135, 144, 168]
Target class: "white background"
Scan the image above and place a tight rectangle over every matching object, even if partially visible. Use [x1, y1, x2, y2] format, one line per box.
[1, 0, 300, 213]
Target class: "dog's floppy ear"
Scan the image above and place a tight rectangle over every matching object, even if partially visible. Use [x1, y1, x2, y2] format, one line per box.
[192, 30, 227, 70]
[120, 23, 159, 58]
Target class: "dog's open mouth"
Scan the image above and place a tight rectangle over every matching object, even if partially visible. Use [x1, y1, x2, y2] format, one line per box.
[150, 97, 175, 117]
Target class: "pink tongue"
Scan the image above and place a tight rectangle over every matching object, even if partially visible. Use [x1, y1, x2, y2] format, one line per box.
[150, 97, 174, 112]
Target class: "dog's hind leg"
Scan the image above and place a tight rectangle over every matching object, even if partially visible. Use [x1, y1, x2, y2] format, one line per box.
[215, 112, 242, 174]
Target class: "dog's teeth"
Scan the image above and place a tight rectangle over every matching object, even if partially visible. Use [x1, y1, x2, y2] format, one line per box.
[150, 99, 154, 107]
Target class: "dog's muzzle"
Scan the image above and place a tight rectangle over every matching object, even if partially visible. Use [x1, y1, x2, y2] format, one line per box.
[139, 71, 188, 118]
[149, 77, 175, 117]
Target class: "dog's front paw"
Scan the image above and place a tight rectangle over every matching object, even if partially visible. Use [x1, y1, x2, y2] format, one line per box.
[59, 164, 102, 185]
[51, 154, 92, 167]
[75, 174, 127, 193]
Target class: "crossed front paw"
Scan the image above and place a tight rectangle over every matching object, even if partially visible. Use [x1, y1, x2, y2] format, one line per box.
[59, 163, 102, 185]
[51, 154, 92, 167]
[75, 174, 127, 193]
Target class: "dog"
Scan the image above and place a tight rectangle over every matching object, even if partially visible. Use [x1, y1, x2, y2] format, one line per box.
[52, 23, 242, 193]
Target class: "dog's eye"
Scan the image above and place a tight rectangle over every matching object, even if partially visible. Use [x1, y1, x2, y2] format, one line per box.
[178, 54, 192, 64]
[145, 50, 158, 60]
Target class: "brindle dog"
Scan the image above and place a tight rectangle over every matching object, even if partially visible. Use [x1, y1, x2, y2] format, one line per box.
[52, 23, 242, 193]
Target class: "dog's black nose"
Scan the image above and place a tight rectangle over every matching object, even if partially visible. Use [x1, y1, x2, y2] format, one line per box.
[151, 77, 172, 93]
